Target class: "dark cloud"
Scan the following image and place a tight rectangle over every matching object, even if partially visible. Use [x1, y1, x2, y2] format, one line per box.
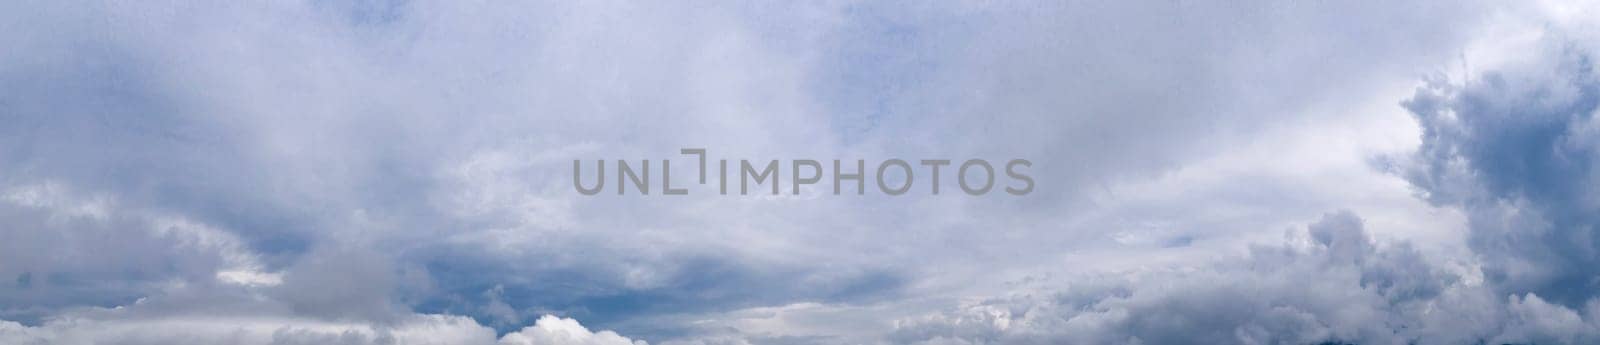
[1400, 42, 1600, 307]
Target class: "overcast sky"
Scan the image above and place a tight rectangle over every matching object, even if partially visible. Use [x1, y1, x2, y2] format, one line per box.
[3, 1, 1600, 344]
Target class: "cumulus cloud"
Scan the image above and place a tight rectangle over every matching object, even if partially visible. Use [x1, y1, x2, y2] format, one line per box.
[889, 211, 1487, 345]
[499, 315, 646, 345]
[886, 210, 1600, 345]
[1399, 35, 1600, 308]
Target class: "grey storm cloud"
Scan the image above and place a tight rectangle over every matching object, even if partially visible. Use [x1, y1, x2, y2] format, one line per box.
[1401, 44, 1600, 308]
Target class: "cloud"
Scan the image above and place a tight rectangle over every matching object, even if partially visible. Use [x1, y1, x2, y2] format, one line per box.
[1397, 33, 1600, 308]
[886, 14, 1600, 344]
[0, 182, 270, 324]
[0, 0, 1596, 344]
[887, 211, 1489, 345]
[0, 308, 650, 345]
[0, 313, 646, 345]
[499, 315, 646, 345]
[0, 313, 500, 345]
[884, 210, 1600, 345]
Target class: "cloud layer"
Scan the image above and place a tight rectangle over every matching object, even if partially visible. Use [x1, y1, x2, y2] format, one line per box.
[2, 1, 1599, 344]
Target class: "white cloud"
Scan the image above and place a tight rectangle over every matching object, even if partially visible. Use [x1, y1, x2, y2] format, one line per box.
[499, 315, 646, 345]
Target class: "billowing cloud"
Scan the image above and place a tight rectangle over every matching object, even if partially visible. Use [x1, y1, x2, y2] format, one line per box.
[887, 211, 1484, 344]
[885, 209, 1600, 345]
[1399, 36, 1600, 308]
[500, 315, 646, 345]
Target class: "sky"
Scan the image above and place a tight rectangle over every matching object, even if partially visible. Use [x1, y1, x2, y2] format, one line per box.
[2, 1, 1600, 344]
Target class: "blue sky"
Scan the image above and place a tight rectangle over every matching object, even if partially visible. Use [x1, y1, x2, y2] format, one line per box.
[3, 1, 1600, 344]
